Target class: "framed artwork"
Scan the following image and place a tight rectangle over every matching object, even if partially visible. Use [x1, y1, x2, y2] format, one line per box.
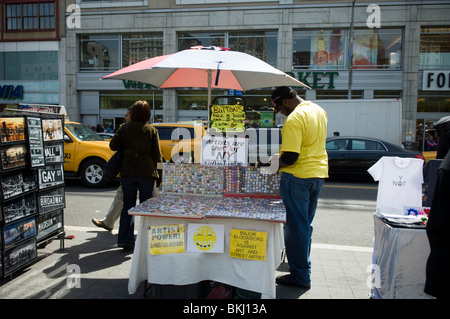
[37, 164, 64, 190]
[0, 169, 36, 201]
[3, 216, 36, 249]
[3, 238, 37, 276]
[44, 142, 64, 164]
[42, 118, 64, 142]
[38, 187, 65, 215]
[0, 117, 26, 144]
[26, 117, 45, 168]
[1, 143, 28, 171]
[2, 192, 37, 224]
[36, 209, 63, 242]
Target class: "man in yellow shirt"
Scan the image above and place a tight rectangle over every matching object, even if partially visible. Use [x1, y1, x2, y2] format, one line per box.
[271, 86, 328, 289]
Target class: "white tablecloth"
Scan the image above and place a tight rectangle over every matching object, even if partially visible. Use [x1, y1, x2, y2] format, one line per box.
[372, 215, 433, 299]
[128, 216, 284, 299]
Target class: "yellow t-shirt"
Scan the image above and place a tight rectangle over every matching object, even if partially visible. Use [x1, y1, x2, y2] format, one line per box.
[279, 100, 328, 178]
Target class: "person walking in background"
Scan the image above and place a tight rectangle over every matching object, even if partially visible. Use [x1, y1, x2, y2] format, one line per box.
[110, 101, 163, 250]
[271, 86, 328, 289]
[92, 108, 131, 232]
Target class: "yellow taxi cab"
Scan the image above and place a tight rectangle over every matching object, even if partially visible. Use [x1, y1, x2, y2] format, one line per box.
[422, 150, 437, 162]
[64, 121, 115, 187]
[151, 123, 206, 163]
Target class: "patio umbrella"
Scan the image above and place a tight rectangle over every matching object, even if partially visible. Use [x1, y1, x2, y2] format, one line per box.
[102, 46, 309, 124]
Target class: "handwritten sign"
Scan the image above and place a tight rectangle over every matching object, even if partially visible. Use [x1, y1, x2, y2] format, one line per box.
[201, 136, 248, 166]
[149, 224, 185, 255]
[229, 229, 267, 261]
[211, 104, 246, 132]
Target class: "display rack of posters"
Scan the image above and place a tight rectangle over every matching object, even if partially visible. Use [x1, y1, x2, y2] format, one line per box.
[0, 114, 65, 277]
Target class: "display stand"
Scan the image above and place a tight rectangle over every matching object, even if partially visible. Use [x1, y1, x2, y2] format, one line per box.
[128, 163, 285, 299]
[0, 114, 65, 278]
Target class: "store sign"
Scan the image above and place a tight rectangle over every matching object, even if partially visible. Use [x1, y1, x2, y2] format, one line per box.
[122, 80, 152, 89]
[423, 70, 450, 91]
[288, 71, 339, 89]
[0, 85, 24, 100]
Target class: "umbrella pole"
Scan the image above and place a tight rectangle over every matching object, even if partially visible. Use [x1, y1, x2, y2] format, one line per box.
[207, 70, 212, 129]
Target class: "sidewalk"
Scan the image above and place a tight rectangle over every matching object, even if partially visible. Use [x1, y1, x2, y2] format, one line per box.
[0, 225, 373, 299]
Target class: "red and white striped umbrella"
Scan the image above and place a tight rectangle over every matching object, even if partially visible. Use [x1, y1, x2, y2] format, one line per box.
[102, 46, 309, 121]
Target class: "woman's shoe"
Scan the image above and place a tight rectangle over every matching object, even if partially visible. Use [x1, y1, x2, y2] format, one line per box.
[92, 218, 113, 231]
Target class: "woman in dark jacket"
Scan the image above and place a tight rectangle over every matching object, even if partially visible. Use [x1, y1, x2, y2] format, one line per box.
[110, 100, 162, 250]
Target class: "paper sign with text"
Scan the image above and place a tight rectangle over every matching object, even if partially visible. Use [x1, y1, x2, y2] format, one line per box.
[229, 229, 267, 261]
[149, 224, 185, 255]
[201, 136, 248, 166]
[187, 224, 224, 253]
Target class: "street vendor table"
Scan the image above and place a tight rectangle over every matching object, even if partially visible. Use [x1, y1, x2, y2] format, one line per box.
[372, 214, 433, 299]
[128, 215, 284, 299]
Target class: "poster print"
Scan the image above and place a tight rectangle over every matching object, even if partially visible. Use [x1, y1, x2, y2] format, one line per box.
[42, 118, 63, 142]
[0, 143, 28, 171]
[0, 117, 26, 144]
[38, 164, 64, 190]
[38, 187, 65, 215]
[44, 142, 64, 164]
[26, 117, 45, 168]
[1, 169, 36, 200]
[187, 224, 224, 253]
[36, 209, 63, 241]
[3, 216, 37, 248]
[3, 192, 37, 224]
[3, 238, 37, 276]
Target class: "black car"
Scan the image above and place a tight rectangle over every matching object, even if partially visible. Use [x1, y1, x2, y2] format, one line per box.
[325, 136, 425, 180]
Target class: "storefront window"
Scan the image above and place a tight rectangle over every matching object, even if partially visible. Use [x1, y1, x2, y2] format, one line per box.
[79, 35, 119, 71]
[417, 91, 450, 113]
[100, 90, 163, 110]
[352, 29, 402, 69]
[293, 30, 346, 69]
[122, 33, 163, 66]
[177, 31, 277, 66]
[420, 27, 450, 69]
[228, 31, 277, 67]
[315, 90, 362, 99]
[178, 32, 226, 51]
[3, 51, 58, 80]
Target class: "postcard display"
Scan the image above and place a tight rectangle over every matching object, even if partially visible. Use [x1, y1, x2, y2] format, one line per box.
[0, 116, 65, 277]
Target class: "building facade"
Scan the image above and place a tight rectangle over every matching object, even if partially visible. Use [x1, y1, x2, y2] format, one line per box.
[2, 0, 450, 151]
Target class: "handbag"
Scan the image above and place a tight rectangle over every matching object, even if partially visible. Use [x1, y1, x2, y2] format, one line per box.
[103, 124, 126, 182]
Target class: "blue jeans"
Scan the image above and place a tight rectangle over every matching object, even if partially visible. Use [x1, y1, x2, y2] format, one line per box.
[119, 176, 155, 245]
[280, 172, 324, 286]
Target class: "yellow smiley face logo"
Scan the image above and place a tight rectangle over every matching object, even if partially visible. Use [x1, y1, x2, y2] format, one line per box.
[193, 226, 217, 251]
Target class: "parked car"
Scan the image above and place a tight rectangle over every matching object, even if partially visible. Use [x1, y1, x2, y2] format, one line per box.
[97, 132, 115, 140]
[152, 123, 207, 163]
[64, 121, 115, 187]
[325, 136, 425, 180]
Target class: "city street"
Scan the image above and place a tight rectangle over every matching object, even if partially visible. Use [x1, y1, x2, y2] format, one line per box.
[64, 177, 378, 249]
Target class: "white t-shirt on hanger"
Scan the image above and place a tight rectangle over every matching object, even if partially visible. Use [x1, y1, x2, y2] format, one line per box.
[368, 156, 424, 214]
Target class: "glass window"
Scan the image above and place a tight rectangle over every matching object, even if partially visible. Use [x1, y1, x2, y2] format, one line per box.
[178, 32, 226, 51]
[5, 2, 54, 31]
[80, 35, 119, 71]
[228, 31, 277, 67]
[293, 30, 346, 69]
[326, 139, 349, 151]
[6, 4, 22, 30]
[2, 51, 58, 80]
[352, 29, 402, 69]
[420, 27, 450, 69]
[177, 31, 277, 66]
[100, 90, 163, 110]
[417, 91, 450, 113]
[122, 33, 163, 66]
